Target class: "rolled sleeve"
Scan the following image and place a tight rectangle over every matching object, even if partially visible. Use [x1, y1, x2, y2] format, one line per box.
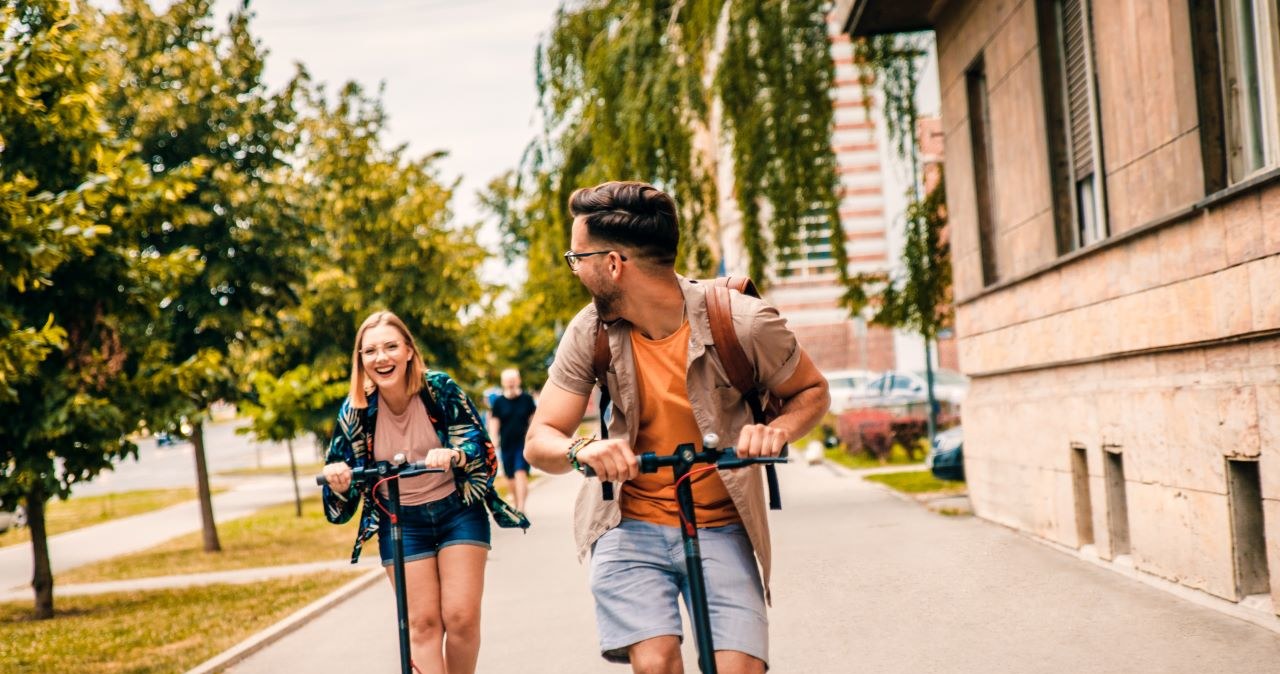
[546, 305, 599, 397]
[747, 303, 801, 392]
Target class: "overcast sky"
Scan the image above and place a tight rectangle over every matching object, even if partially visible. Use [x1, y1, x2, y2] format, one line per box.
[209, 0, 564, 237]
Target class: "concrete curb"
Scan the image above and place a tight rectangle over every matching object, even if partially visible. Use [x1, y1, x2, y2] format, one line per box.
[186, 567, 383, 674]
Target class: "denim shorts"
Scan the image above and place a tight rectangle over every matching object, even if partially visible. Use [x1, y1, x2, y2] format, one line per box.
[376, 490, 491, 566]
[500, 445, 531, 478]
[589, 518, 768, 665]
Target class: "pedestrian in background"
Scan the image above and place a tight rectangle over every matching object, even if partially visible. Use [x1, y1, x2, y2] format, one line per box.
[488, 368, 536, 512]
[321, 310, 526, 674]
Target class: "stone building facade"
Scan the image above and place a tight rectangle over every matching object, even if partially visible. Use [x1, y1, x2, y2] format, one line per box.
[841, 0, 1280, 615]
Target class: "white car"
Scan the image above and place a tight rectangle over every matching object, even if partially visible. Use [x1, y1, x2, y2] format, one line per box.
[862, 369, 969, 405]
[823, 369, 876, 412]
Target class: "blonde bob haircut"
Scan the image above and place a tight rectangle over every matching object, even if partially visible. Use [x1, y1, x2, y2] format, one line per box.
[348, 310, 425, 409]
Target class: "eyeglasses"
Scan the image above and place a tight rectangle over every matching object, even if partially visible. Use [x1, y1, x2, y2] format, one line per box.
[562, 249, 627, 271]
[360, 341, 403, 359]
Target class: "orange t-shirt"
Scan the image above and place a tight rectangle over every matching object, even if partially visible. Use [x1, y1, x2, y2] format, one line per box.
[620, 320, 741, 528]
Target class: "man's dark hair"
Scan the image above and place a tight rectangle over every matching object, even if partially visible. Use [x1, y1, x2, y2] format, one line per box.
[569, 181, 678, 266]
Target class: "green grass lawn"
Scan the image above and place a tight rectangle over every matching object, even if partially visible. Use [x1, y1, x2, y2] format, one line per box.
[0, 488, 227, 549]
[0, 571, 360, 673]
[60, 495, 357, 583]
[824, 442, 927, 470]
[863, 470, 966, 494]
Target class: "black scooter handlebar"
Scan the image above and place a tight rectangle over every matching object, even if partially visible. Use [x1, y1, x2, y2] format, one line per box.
[580, 434, 787, 510]
[581, 446, 786, 480]
[315, 458, 445, 487]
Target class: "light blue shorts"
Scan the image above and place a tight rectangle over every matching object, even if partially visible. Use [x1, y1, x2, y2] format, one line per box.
[589, 518, 768, 665]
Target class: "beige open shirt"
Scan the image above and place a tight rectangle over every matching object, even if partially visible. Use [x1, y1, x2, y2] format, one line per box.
[546, 276, 802, 601]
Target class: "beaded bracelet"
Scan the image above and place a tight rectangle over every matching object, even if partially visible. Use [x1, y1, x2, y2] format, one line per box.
[566, 435, 597, 473]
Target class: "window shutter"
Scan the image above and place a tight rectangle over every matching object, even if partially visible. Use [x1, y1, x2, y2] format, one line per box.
[1063, 0, 1095, 178]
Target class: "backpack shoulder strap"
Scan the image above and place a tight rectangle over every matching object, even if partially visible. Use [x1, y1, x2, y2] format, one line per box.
[591, 321, 616, 500]
[706, 280, 756, 399]
[592, 320, 613, 441]
[707, 277, 784, 509]
[592, 321, 611, 398]
[714, 275, 759, 298]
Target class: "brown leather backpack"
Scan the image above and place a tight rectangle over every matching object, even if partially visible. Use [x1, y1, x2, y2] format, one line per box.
[591, 276, 784, 508]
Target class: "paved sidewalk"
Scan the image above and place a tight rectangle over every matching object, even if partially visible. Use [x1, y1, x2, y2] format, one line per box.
[223, 461, 1280, 673]
[225, 470, 604, 673]
[0, 476, 314, 592]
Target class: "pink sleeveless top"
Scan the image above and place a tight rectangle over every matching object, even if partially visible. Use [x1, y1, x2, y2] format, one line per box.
[373, 395, 456, 505]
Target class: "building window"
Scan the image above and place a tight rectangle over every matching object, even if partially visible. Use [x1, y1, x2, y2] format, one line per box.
[1038, 0, 1108, 253]
[965, 56, 1000, 286]
[1218, 0, 1280, 182]
[779, 211, 838, 280]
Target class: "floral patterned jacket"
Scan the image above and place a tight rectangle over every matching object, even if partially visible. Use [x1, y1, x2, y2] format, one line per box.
[321, 370, 529, 563]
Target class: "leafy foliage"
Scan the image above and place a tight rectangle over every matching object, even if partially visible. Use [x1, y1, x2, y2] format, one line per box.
[850, 33, 931, 162]
[843, 179, 951, 339]
[239, 81, 488, 444]
[532, 0, 841, 282]
[0, 0, 490, 617]
[842, 33, 951, 340]
[718, 0, 846, 283]
[99, 0, 309, 419]
[489, 0, 843, 378]
[0, 0, 205, 618]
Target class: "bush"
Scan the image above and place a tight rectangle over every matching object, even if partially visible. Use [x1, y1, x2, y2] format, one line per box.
[835, 409, 894, 460]
[835, 408, 961, 464]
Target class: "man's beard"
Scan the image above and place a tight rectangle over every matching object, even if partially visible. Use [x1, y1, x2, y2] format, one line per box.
[591, 285, 623, 322]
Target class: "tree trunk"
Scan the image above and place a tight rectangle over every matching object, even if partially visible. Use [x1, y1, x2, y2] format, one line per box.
[287, 438, 302, 518]
[28, 481, 53, 619]
[191, 419, 222, 552]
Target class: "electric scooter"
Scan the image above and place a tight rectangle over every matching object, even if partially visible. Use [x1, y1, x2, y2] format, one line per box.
[585, 433, 786, 674]
[316, 454, 443, 674]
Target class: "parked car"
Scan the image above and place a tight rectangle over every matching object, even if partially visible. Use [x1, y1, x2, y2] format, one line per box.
[823, 369, 875, 412]
[926, 426, 965, 481]
[860, 369, 969, 405]
[0, 505, 27, 535]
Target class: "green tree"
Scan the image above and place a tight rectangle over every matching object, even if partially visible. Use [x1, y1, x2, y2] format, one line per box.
[238, 368, 343, 516]
[97, 0, 308, 552]
[842, 33, 953, 440]
[238, 80, 488, 460]
[493, 0, 844, 377]
[534, 0, 843, 282]
[470, 171, 581, 393]
[0, 0, 202, 618]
